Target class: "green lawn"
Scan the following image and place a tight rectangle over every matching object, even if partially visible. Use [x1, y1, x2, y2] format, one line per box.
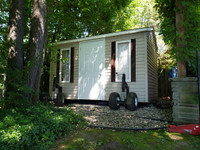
[50, 128, 200, 150]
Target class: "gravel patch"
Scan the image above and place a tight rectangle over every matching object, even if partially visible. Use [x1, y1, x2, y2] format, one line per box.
[68, 104, 172, 129]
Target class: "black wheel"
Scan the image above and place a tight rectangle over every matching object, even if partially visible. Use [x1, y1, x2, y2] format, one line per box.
[109, 92, 120, 110]
[126, 92, 138, 111]
[55, 92, 64, 106]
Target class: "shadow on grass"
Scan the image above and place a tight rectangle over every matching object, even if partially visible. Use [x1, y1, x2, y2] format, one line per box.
[50, 128, 200, 150]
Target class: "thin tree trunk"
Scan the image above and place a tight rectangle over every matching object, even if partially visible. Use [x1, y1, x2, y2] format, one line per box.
[34, 26, 48, 100]
[26, 0, 46, 103]
[176, 0, 186, 77]
[6, 0, 24, 104]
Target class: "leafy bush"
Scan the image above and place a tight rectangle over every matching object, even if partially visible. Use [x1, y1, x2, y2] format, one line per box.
[0, 104, 86, 150]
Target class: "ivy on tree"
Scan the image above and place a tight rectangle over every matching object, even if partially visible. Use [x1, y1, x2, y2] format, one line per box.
[155, 0, 200, 77]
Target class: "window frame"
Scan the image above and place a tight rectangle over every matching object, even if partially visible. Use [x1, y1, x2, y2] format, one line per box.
[115, 40, 131, 82]
[59, 48, 71, 83]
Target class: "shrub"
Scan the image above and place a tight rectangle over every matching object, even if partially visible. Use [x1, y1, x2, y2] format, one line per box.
[0, 104, 86, 150]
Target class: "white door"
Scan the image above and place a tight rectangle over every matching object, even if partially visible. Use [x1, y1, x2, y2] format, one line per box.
[116, 40, 131, 82]
[78, 39, 105, 100]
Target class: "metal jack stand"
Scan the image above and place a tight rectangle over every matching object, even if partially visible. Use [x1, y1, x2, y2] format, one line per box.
[108, 73, 138, 111]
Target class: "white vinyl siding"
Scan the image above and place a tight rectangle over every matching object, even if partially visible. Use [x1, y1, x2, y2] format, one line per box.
[147, 31, 158, 102]
[49, 29, 157, 103]
[60, 48, 71, 83]
[49, 42, 79, 99]
[105, 33, 147, 102]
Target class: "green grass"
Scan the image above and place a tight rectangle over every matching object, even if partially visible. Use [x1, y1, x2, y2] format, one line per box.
[50, 128, 200, 150]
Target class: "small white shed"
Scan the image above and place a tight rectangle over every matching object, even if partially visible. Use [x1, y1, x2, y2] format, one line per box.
[49, 27, 158, 103]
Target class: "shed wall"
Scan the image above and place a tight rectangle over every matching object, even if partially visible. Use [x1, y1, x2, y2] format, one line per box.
[147, 31, 158, 102]
[104, 32, 147, 102]
[49, 32, 151, 102]
[49, 42, 79, 99]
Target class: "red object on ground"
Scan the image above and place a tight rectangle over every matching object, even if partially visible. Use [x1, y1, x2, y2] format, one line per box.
[169, 124, 200, 135]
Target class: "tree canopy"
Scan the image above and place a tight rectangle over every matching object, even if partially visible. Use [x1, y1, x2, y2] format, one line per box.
[2, 0, 144, 107]
[46, 0, 133, 42]
[2, 0, 197, 106]
[155, 0, 200, 76]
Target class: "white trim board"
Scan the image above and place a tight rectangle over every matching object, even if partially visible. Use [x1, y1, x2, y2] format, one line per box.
[115, 40, 131, 82]
[52, 28, 153, 46]
[144, 33, 148, 102]
[59, 48, 71, 83]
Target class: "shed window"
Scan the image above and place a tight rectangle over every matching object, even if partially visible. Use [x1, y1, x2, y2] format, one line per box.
[60, 48, 71, 82]
[116, 40, 131, 82]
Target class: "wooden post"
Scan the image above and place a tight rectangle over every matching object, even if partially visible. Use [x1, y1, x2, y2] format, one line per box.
[197, 50, 200, 121]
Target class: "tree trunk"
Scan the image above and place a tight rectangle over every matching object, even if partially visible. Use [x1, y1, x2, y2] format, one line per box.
[6, 0, 24, 104]
[176, 0, 186, 77]
[26, 0, 46, 103]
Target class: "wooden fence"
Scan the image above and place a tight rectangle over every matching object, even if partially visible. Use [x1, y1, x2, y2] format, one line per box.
[158, 68, 172, 98]
[171, 78, 199, 124]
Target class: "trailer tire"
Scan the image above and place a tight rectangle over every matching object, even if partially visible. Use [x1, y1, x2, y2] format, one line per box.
[109, 92, 120, 110]
[126, 92, 138, 111]
[55, 92, 64, 106]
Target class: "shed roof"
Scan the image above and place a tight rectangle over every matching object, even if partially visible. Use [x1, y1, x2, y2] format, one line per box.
[53, 27, 154, 45]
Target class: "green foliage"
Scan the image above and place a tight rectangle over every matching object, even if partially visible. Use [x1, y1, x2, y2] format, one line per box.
[121, 0, 159, 29]
[157, 50, 176, 69]
[47, 0, 132, 42]
[2, 65, 31, 108]
[155, 0, 200, 75]
[0, 0, 9, 74]
[0, 104, 86, 150]
[154, 0, 176, 48]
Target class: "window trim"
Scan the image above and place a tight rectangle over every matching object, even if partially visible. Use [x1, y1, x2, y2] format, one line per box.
[59, 48, 71, 83]
[115, 40, 131, 82]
